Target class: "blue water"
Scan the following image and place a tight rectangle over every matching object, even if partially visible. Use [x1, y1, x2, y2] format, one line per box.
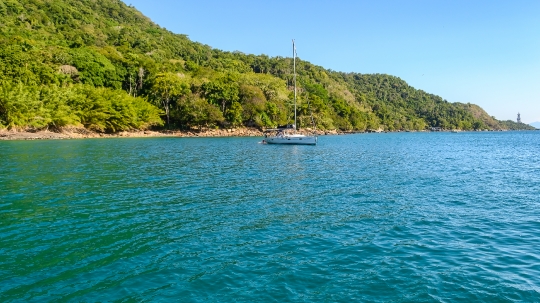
[1, 132, 539, 302]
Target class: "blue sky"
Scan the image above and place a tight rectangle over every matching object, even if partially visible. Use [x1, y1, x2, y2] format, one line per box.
[124, 0, 540, 123]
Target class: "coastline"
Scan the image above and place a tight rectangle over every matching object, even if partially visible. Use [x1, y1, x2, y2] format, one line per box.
[2, 128, 531, 141]
[0, 127, 342, 141]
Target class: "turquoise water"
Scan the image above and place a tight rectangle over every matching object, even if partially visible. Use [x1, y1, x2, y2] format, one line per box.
[1, 132, 539, 302]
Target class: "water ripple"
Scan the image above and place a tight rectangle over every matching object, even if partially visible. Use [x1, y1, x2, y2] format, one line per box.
[1, 132, 539, 302]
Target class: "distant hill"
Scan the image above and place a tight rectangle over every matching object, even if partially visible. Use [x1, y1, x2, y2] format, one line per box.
[500, 120, 537, 130]
[0, 0, 527, 132]
[530, 122, 540, 129]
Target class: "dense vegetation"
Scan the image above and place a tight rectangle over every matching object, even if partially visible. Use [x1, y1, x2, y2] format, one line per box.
[0, 0, 531, 132]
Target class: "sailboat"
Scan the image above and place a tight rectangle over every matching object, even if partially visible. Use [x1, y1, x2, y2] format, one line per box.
[262, 40, 318, 145]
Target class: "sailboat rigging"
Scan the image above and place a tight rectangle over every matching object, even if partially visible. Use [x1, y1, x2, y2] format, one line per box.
[262, 40, 318, 145]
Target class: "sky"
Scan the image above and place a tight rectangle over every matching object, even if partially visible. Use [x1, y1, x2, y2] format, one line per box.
[124, 0, 540, 123]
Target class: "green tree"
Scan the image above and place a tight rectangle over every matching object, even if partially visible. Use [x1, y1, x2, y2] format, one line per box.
[151, 73, 190, 128]
[239, 84, 266, 125]
[225, 101, 243, 127]
[173, 94, 223, 129]
[202, 73, 240, 115]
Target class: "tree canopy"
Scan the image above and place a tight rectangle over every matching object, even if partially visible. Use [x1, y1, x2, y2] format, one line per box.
[0, 0, 530, 132]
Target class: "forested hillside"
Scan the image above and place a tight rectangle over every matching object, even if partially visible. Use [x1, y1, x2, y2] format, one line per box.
[0, 0, 529, 131]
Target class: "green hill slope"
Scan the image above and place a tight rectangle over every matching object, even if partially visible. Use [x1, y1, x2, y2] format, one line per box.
[0, 0, 530, 131]
[499, 120, 536, 130]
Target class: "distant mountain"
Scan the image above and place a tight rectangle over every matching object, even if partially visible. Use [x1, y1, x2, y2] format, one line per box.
[530, 122, 540, 129]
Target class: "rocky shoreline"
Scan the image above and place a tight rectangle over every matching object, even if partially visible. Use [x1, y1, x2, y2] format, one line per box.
[0, 128, 342, 141]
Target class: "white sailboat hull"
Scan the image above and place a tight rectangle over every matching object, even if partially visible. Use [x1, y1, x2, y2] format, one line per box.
[264, 135, 317, 145]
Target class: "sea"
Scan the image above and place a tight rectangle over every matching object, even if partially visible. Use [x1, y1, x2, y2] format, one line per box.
[1, 131, 539, 302]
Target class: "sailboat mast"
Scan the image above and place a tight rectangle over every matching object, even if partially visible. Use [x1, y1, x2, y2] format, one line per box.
[293, 39, 297, 130]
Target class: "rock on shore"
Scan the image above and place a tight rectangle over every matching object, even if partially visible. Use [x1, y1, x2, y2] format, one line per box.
[0, 127, 344, 141]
